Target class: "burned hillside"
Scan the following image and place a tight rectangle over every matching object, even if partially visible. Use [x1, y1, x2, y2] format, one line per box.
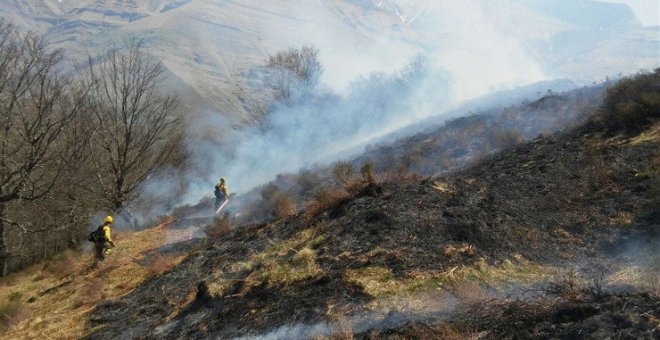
[225, 81, 609, 223]
[85, 71, 659, 339]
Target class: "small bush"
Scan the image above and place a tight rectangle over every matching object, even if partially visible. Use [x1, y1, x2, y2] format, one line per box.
[273, 194, 296, 219]
[315, 187, 347, 209]
[261, 184, 297, 219]
[360, 162, 375, 185]
[7, 292, 22, 302]
[332, 161, 354, 187]
[396, 161, 423, 183]
[206, 213, 231, 238]
[305, 187, 349, 218]
[443, 244, 476, 258]
[296, 170, 321, 195]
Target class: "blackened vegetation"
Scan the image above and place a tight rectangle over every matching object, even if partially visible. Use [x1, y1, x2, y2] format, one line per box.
[599, 68, 660, 134]
[233, 80, 607, 224]
[367, 288, 659, 339]
[86, 71, 658, 339]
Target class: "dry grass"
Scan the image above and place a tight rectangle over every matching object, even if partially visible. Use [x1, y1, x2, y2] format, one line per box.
[305, 187, 350, 219]
[329, 316, 354, 340]
[273, 194, 297, 219]
[247, 246, 322, 286]
[146, 254, 182, 276]
[628, 121, 660, 145]
[0, 223, 191, 339]
[205, 228, 325, 298]
[41, 250, 78, 279]
[0, 299, 29, 334]
[431, 180, 454, 193]
[344, 258, 554, 299]
[443, 244, 476, 258]
[606, 211, 633, 226]
[607, 256, 660, 296]
[407, 322, 473, 340]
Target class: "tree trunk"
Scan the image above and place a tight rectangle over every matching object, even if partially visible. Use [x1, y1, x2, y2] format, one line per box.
[0, 203, 8, 276]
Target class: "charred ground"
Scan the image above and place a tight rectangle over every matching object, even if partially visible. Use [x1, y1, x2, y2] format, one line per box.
[86, 92, 659, 338]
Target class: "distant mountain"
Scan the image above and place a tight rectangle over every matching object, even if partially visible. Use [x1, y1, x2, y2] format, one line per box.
[1, 0, 658, 125]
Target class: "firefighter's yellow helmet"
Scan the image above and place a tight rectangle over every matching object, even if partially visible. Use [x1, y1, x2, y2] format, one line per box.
[104, 216, 113, 223]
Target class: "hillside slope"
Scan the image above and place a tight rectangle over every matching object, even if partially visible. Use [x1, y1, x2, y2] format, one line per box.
[84, 119, 659, 338]
[2, 0, 658, 124]
[0, 225, 200, 339]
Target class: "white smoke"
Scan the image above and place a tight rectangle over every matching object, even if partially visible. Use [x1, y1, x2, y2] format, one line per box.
[132, 0, 657, 212]
[236, 291, 459, 340]
[174, 1, 556, 205]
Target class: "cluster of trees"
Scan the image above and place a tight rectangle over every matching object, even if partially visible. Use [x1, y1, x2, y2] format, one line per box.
[265, 45, 323, 102]
[0, 20, 185, 275]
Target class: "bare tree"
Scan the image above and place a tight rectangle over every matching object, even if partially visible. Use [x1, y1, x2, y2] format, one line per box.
[266, 45, 322, 101]
[0, 20, 85, 275]
[77, 38, 184, 223]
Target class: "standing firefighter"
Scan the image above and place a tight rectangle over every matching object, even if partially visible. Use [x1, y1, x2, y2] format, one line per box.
[214, 177, 229, 214]
[88, 216, 117, 261]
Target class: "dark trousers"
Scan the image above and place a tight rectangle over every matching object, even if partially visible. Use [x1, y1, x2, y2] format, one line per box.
[95, 241, 110, 260]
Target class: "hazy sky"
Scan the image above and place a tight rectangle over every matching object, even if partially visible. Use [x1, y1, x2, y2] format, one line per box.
[604, 0, 660, 26]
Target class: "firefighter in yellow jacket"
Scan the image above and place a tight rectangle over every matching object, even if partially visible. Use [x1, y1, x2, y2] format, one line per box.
[94, 216, 117, 260]
[214, 177, 229, 213]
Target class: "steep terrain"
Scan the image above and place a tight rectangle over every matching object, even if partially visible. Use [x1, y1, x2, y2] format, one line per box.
[0, 224, 201, 339]
[0, 69, 656, 340]
[215, 80, 606, 224]
[83, 116, 658, 338]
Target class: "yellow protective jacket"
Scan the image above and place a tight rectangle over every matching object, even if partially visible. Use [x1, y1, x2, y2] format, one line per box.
[103, 225, 113, 243]
[215, 183, 228, 197]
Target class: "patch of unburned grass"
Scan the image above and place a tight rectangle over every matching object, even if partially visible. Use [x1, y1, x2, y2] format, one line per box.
[246, 246, 322, 286]
[0, 224, 191, 339]
[608, 255, 660, 296]
[345, 266, 462, 299]
[206, 227, 326, 298]
[431, 180, 454, 193]
[0, 299, 29, 334]
[443, 244, 476, 258]
[146, 254, 184, 276]
[628, 121, 660, 145]
[344, 257, 554, 299]
[459, 258, 553, 284]
[606, 211, 634, 226]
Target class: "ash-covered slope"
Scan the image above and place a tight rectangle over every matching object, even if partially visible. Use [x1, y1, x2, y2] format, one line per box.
[86, 114, 658, 338]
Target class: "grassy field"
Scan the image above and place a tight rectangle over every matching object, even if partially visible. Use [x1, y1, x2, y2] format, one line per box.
[0, 223, 193, 339]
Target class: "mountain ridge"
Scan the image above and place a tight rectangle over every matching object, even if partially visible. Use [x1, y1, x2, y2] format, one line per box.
[2, 0, 658, 127]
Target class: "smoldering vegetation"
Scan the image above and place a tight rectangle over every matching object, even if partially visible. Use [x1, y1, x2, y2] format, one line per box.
[85, 69, 659, 338]
[180, 47, 451, 203]
[181, 78, 610, 224]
